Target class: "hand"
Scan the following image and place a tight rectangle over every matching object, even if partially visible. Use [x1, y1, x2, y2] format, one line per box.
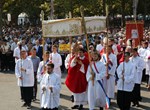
[73, 56, 78, 63]
[106, 73, 110, 79]
[19, 77, 23, 80]
[20, 68, 26, 72]
[49, 87, 53, 92]
[105, 63, 108, 66]
[91, 72, 95, 81]
[77, 60, 83, 65]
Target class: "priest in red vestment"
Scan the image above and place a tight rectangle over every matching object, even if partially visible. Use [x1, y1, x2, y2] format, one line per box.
[65, 48, 89, 110]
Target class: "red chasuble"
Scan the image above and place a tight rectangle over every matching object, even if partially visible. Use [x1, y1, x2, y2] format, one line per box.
[65, 56, 89, 93]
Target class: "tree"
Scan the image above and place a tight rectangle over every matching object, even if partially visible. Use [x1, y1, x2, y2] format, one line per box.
[1, 0, 150, 28]
[0, 0, 5, 38]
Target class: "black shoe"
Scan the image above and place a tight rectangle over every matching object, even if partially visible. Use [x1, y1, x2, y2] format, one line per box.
[21, 103, 27, 107]
[100, 107, 103, 110]
[71, 95, 74, 102]
[78, 105, 83, 110]
[71, 105, 79, 109]
[136, 102, 140, 107]
[132, 103, 136, 107]
[27, 105, 31, 109]
[32, 98, 37, 102]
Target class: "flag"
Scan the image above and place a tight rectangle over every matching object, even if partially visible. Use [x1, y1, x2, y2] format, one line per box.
[105, 96, 110, 109]
[98, 80, 110, 109]
[126, 21, 144, 47]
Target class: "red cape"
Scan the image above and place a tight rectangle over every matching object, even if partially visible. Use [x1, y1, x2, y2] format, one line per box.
[65, 56, 89, 93]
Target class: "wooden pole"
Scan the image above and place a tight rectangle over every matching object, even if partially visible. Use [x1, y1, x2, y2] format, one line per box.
[133, 0, 140, 47]
[50, 0, 54, 20]
[80, 6, 94, 85]
[106, 3, 109, 79]
[41, 10, 45, 56]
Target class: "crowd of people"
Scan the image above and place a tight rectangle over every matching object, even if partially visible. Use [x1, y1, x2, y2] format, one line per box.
[0, 26, 150, 110]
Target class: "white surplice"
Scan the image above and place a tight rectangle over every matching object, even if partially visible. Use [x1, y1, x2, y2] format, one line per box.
[130, 56, 145, 84]
[117, 61, 135, 92]
[37, 60, 49, 82]
[41, 73, 61, 109]
[101, 53, 117, 98]
[13, 47, 20, 63]
[37, 60, 49, 103]
[144, 50, 150, 75]
[15, 58, 34, 87]
[86, 61, 106, 109]
[65, 53, 72, 69]
[49, 53, 62, 77]
[138, 47, 149, 68]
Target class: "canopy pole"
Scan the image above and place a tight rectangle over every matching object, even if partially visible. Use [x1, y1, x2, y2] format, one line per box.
[80, 6, 94, 86]
[106, 4, 109, 80]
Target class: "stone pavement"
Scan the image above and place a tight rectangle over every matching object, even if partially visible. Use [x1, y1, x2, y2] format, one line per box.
[0, 72, 149, 110]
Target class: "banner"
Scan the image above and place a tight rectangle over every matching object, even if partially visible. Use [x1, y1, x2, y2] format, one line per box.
[42, 16, 106, 37]
[85, 17, 106, 34]
[126, 21, 144, 47]
[42, 18, 82, 37]
[59, 44, 70, 53]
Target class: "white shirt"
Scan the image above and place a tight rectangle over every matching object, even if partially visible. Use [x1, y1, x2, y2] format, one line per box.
[138, 47, 148, 59]
[1, 44, 10, 54]
[117, 61, 135, 92]
[13, 47, 20, 63]
[112, 44, 118, 55]
[65, 53, 73, 69]
[144, 50, 150, 75]
[130, 56, 144, 84]
[41, 73, 61, 109]
[96, 44, 103, 52]
[22, 45, 28, 51]
[11, 42, 17, 51]
[15, 57, 34, 87]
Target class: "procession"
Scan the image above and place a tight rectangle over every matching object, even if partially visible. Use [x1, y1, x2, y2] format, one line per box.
[0, 0, 150, 110]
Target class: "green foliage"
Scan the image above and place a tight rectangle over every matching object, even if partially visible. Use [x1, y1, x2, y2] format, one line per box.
[0, 0, 150, 23]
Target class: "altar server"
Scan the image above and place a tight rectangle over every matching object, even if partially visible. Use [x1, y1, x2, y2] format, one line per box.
[37, 51, 50, 104]
[117, 52, 135, 110]
[41, 63, 61, 110]
[101, 45, 117, 102]
[130, 48, 144, 107]
[86, 51, 106, 110]
[144, 49, 150, 86]
[15, 47, 34, 109]
[37, 51, 50, 83]
[49, 45, 62, 77]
